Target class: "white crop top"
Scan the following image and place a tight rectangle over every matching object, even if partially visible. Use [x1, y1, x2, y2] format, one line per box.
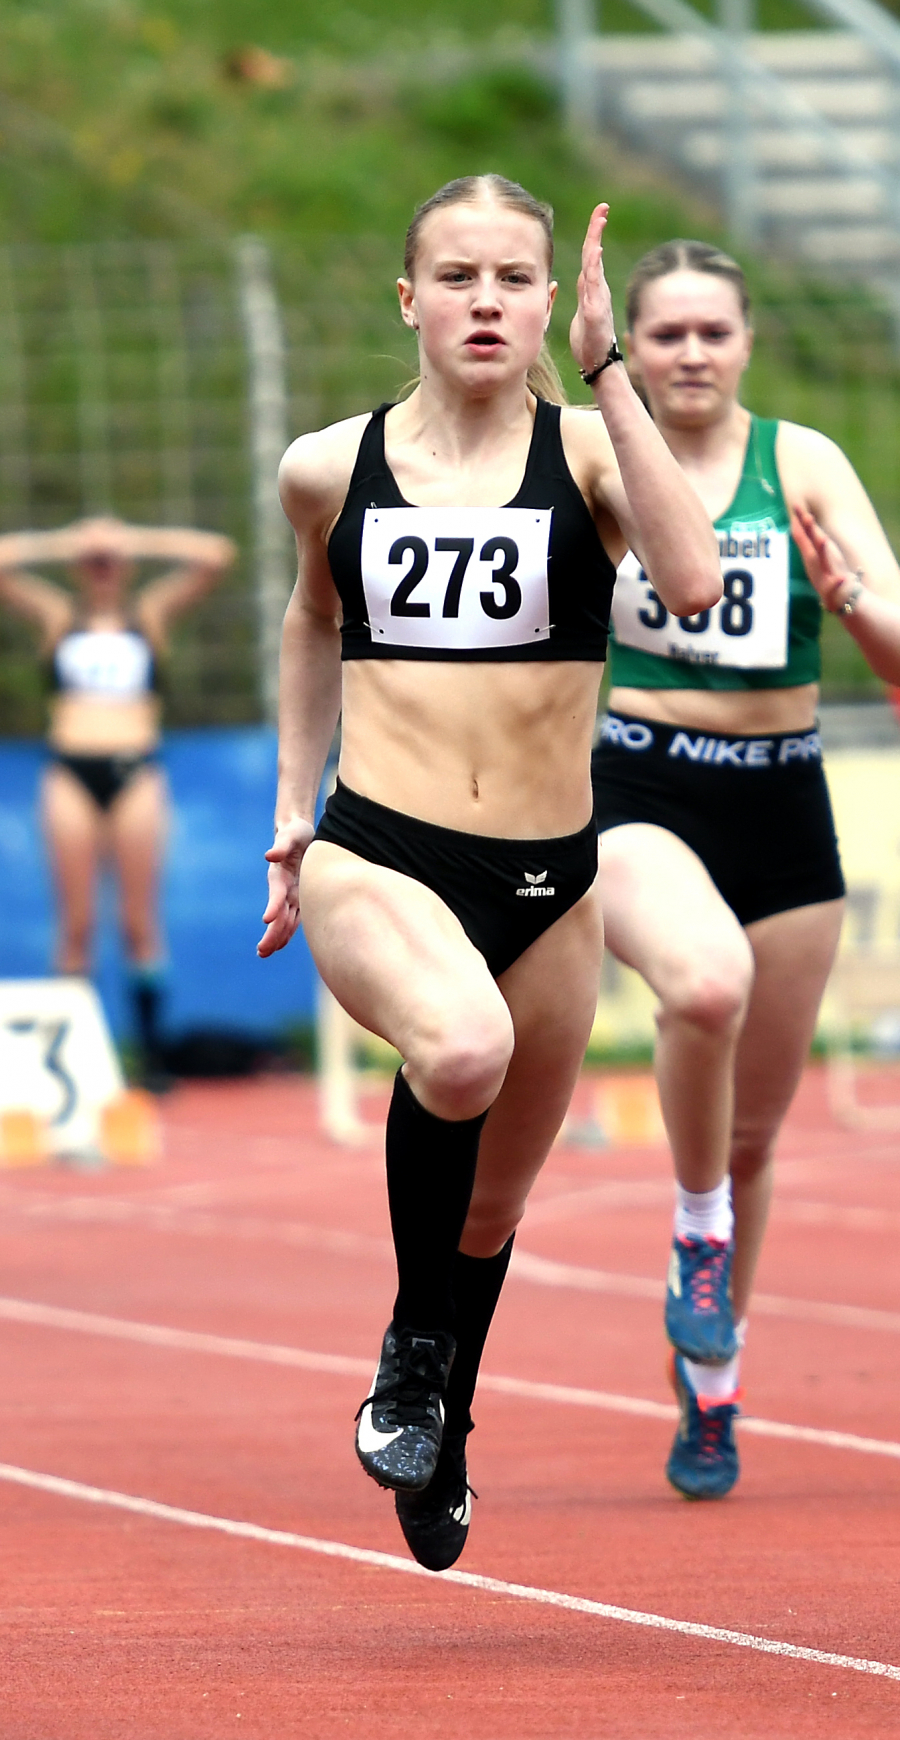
[51, 629, 157, 700]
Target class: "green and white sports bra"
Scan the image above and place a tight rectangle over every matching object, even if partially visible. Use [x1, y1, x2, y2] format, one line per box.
[608, 416, 822, 692]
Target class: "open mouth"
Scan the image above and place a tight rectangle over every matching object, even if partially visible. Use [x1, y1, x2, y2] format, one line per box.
[466, 332, 505, 350]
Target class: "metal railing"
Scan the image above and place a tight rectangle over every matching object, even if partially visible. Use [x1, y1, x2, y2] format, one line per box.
[804, 0, 900, 70]
[555, 0, 900, 271]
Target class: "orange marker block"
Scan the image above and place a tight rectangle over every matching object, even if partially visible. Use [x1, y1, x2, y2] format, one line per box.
[596, 1075, 665, 1147]
[99, 1091, 161, 1167]
[0, 1109, 49, 1167]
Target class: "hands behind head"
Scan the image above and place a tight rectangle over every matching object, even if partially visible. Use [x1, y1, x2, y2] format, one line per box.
[68, 516, 134, 566]
[258, 818, 316, 957]
[69, 518, 236, 569]
[569, 203, 617, 382]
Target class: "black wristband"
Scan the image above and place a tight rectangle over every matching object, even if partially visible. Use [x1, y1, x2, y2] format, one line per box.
[580, 341, 625, 387]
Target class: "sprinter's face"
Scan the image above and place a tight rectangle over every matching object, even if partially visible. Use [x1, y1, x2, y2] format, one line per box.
[399, 201, 556, 397]
[628, 271, 752, 429]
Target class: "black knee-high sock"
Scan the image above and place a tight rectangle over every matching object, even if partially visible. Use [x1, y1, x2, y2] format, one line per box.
[386, 1068, 488, 1337]
[444, 1235, 515, 1436]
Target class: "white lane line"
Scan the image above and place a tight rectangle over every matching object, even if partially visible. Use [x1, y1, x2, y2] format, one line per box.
[512, 1249, 663, 1300]
[2, 1296, 899, 1462]
[3, 1191, 899, 1333]
[772, 1200, 900, 1234]
[0, 1195, 392, 1260]
[14, 1174, 900, 1234]
[510, 1250, 900, 1336]
[0, 1297, 372, 1379]
[524, 1180, 673, 1223]
[4, 1182, 900, 1334]
[469, 1180, 900, 1234]
[0, 1461, 896, 1681]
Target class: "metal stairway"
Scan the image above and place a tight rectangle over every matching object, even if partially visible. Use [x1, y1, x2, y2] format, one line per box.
[558, 0, 900, 306]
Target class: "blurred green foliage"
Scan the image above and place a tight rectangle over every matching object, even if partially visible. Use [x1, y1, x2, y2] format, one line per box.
[0, 0, 897, 728]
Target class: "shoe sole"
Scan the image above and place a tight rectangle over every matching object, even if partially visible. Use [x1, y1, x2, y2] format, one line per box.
[395, 1488, 471, 1570]
[355, 1443, 436, 1493]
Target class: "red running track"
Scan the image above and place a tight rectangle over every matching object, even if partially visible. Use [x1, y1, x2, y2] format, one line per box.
[1, 1065, 900, 1738]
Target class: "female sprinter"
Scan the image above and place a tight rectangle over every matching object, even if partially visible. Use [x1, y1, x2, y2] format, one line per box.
[0, 515, 235, 1074]
[258, 176, 721, 1571]
[592, 239, 900, 1499]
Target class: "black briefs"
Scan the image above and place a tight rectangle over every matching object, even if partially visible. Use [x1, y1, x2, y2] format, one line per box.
[51, 751, 159, 811]
[314, 780, 598, 979]
[591, 713, 845, 927]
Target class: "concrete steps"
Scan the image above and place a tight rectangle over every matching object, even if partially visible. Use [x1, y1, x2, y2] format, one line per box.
[586, 30, 900, 283]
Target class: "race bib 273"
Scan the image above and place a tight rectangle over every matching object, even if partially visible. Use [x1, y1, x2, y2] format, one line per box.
[360, 506, 553, 652]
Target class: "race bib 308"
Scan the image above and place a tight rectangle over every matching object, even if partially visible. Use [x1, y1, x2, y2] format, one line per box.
[612, 526, 790, 670]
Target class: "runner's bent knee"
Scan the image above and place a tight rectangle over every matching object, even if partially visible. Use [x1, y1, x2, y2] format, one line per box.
[406, 1002, 515, 1121]
[657, 933, 753, 1037]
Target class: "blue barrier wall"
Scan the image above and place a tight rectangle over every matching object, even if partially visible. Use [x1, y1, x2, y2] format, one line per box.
[0, 727, 319, 1038]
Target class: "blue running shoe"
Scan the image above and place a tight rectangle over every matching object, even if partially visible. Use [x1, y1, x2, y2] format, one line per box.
[666, 1351, 740, 1499]
[665, 1235, 738, 1364]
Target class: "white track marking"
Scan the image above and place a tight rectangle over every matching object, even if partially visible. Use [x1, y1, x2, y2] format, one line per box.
[512, 1249, 664, 1299]
[152, 1155, 379, 1204]
[2, 1186, 899, 1331]
[0, 1194, 393, 1259]
[510, 1250, 900, 1335]
[776, 1140, 900, 1169]
[524, 1180, 674, 1222]
[751, 1293, 900, 1334]
[473, 1178, 900, 1233]
[773, 1200, 900, 1234]
[2, 1296, 900, 1462]
[0, 1461, 896, 1681]
[0, 1296, 372, 1378]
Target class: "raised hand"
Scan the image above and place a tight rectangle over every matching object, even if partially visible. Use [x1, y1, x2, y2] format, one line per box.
[257, 817, 316, 957]
[791, 506, 862, 613]
[569, 203, 617, 380]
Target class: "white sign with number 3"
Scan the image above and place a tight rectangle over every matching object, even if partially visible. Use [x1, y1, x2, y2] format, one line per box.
[0, 978, 124, 1155]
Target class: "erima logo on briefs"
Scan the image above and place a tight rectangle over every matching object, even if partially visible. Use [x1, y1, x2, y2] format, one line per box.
[517, 870, 556, 898]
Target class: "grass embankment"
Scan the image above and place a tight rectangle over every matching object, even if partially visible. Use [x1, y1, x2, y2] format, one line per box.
[0, 0, 897, 725]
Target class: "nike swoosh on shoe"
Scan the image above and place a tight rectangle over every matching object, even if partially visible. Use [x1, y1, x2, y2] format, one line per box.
[451, 1492, 472, 1526]
[356, 1403, 403, 1454]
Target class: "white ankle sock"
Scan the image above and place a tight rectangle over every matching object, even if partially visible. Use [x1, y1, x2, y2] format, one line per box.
[674, 1178, 733, 1244]
[683, 1318, 746, 1401]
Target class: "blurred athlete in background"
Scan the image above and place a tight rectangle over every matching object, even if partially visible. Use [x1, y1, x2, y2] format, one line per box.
[592, 239, 900, 1499]
[260, 177, 720, 1569]
[0, 515, 235, 1078]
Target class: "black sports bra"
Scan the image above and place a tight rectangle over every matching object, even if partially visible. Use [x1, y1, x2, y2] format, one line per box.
[327, 399, 616, 663]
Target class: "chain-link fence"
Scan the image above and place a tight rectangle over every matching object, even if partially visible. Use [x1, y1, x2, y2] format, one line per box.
[0, 233, 898, 734]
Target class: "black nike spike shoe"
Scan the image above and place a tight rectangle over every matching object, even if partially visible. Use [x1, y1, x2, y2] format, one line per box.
[355, 1324, 455, 1492]
[395, 1428, 475, 1571]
